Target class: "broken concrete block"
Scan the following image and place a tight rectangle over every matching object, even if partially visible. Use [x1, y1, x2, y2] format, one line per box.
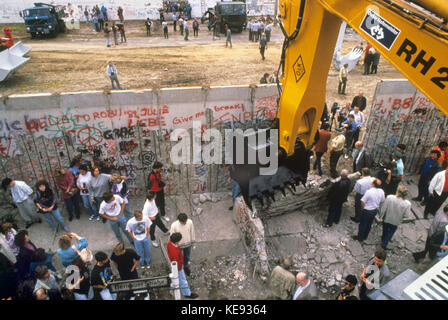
[194, 207, 203, 216]
[192, 197, 200, 206]
[199, 194, 207, 203]
[347, 240, 364, 257]
[204, 193, 212, 201]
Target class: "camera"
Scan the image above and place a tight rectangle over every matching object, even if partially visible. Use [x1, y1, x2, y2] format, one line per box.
[331, 102, 339, 115]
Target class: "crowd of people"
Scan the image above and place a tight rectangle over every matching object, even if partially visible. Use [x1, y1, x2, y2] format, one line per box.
[0, 156, 199, 300]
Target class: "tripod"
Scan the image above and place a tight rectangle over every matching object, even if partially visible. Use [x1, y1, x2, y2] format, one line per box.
[329, 111, 338, 131]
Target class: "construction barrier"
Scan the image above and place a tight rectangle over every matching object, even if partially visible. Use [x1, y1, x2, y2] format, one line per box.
[0, 42, 31, 82]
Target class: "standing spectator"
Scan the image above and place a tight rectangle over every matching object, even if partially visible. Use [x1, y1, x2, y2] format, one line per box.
[179, 16, 184, 35]
[259, 32, 267, 60]
[384, 150, 404, 196]
[352, 141, 373, 173]
[363, 46, 374, 75]
[91, 251, 116, 300]
[337, 102, 352, 126]
[92, 14, 99, 32]
[428, 225, 448, 261]
[323, 169, 352, 228]
[69, 157, 82, 178]
[338, 63, 348, 95]
[413, 150, 442, 205]
[424, 169, 448, 219]
[258, 19, 265, 39]
[186, 3, 192, 19]
[145, 18, 152, 36]
[98, 12, 105, 31]
[117, 6, 124, 23]
[336, 275, 359, 300]
[33, 180, 69, 235]
[112, 22, 119, 45]
[104, 23, 111, 47]
[247, 19, 253, 41]
[1, 178, 41, 229]
[378, 185, 412, 249]
[265, 22, 272, 42]
[170, 213, 195, 276]
[252, 20, 259, 42]
[359, 249, 390, 300]
[192, 18, 199, 37]
[433, 141, 448, 169]
[260, 72, 269, 84]
[148, 161, 170, 222]
[292, 272, 318, 300]
[14, 230, 36, 280]
[106, 61, 123, 90]
[351, 91, 367, 112]
[0, 251, 19, 300]
[227, 165, 243, 210]
[56, 233, 89, 268]
[184, 19, 189, 41]
[413, 205, 448, 262]
[89, 167, 112, 220]
[328, 128, 346, 178]
[371, 49, 380, 74]
[111, 173, 133, 221]
[76, 164, 97, 221]
[269, 257, 296, 300]
[110, 242, 140, 280]
[313, 122, 332, 176]
[117, 23, 126, 43]
[162, 21, 169, 38]
[353, 179, 385, 242]
[54, 168, 81, 221]
[98, 192, 134, 244]
[342, 114, 357, 159]
[349, 106, 365, 150]
[167, 233, 198, 299]
[351, 168, 375, 223]
[126, 210, 152, 268]
[67, 257, 93, 300]
[143, 191, 169, 247]
[101, 5, 108, 21]
[0, 222, 19, 261]
[225, 24, 231, 48]
[269, 70, 279, 83]
[173, 13, 177, 31]
[84, 8, 89, 25]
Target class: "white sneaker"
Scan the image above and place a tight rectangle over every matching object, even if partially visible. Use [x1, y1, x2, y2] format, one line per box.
[96, 216, 101, 221]
[89, 216, 94, 221]
[162, 216, 170, 222]
[152, 241, 159, 247]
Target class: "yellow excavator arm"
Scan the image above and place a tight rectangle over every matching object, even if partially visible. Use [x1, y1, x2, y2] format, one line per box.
[278, 0, 448, 156]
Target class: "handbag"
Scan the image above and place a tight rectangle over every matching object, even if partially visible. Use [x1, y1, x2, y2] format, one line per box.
[72, 245, 93, 263]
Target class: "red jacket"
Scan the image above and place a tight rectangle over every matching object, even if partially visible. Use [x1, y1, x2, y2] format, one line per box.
[167, 240, 183, 271]
[149, 171, 163, 192]
[2, 27, 13, 48]
[55, 171, 75, 199]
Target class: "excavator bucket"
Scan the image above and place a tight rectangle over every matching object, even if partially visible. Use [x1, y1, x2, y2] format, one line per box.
[0, 49, 30, 82]
[8, 41, 31, 57]
[332, 21, 363, 72]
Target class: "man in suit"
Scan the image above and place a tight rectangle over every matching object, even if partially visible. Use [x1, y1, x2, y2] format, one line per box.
[292, 272, 318, 300]
[353, 141, 373, 173]
[351, 91, 367, 112]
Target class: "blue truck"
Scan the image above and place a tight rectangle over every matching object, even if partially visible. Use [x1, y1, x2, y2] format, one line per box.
[22, 3, 66, 38]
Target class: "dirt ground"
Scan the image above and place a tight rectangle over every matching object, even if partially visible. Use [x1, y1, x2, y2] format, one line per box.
[0, 21, 404, 113]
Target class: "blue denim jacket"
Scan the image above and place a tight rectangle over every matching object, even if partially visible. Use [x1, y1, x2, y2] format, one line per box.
[56, 238, 88, 267]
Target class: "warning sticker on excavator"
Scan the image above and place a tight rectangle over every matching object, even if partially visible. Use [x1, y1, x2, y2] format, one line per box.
[293, 55, 305, 83]
[360, 9, 401, 50]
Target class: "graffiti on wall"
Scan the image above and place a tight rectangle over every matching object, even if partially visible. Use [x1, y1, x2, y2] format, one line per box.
[0, 86, 279, 196]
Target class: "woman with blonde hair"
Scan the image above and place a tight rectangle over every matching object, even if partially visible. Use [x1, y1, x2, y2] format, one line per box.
[378, 184, 412, 249]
